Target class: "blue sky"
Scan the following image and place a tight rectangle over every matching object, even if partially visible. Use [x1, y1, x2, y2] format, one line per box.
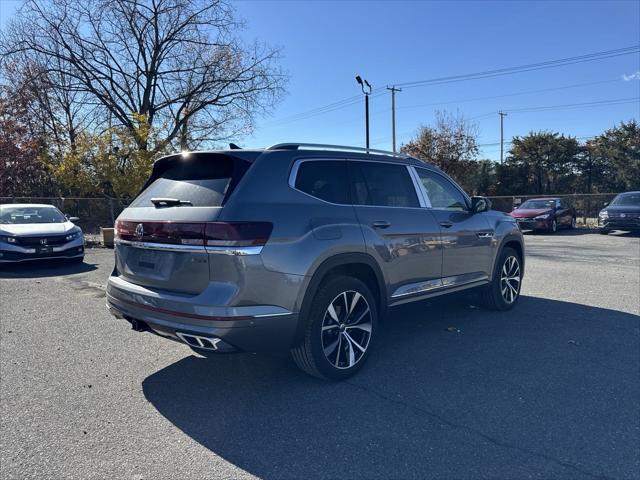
[1, 0, 638, 158]
[233, 0, 640, 157]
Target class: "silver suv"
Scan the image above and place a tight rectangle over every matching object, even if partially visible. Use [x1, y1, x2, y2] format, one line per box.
[106, 143, 524, 379]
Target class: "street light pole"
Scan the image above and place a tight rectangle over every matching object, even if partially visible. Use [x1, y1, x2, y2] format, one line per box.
[356, 75, 372, 150]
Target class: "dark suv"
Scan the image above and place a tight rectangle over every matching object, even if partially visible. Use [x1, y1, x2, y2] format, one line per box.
[106, 143, 524, 379]
[599, 191, 640, 234]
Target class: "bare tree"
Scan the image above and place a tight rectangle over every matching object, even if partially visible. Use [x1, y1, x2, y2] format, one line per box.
[401, 111, 480, 187]
[1, 0, 285, 154]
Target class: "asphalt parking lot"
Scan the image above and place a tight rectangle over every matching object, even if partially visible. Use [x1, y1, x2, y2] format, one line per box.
[1, 229, 639, 480]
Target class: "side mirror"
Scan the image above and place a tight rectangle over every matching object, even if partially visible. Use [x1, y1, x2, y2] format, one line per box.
[68, 216, 80, 222]
[471, 196, 491, 213]
[603, 202, 609, 207]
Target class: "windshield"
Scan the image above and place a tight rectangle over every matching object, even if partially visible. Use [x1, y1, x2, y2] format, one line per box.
[0, 206, 67, 224]
[610, 193, 640, 207]
[519, 199, 556, 210]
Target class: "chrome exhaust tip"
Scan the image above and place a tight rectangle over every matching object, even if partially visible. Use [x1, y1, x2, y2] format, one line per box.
[176, 332, 223, 351]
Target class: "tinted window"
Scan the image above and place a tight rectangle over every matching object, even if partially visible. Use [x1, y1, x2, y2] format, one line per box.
[417, 169, 467, 210]
[350, 162, 419, 208]
[132, 178, 231, 207]
[295, 161, 349, 204]
[132, 155, 247, 208]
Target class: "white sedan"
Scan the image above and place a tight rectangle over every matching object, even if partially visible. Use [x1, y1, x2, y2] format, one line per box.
[0, 204, 85, 264]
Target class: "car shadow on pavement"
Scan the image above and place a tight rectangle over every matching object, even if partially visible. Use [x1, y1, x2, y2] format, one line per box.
[142, 295, 639, 479]
[0, 259, 97, 278]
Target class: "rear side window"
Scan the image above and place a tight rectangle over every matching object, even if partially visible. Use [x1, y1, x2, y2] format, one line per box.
[350, 162, 419, 208]
[131, 154, 248, 208]
[294, 161, 349, 204]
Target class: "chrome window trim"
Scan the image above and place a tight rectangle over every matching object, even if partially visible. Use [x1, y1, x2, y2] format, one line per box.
[407, 166, 431, 208]
[289, 158, 425, 209]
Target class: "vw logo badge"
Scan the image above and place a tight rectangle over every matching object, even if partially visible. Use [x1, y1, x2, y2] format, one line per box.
[135, 223, 144, 240]
[40, 238, 47, 245]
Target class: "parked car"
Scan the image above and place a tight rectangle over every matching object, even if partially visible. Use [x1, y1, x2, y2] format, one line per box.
[598, 191, 640, 234]
[510, 197, 576, 233]
[106, 143, 525, 379]
[0, 204, 84, 264]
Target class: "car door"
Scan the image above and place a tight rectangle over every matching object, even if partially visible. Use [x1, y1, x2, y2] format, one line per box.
[413, 167, 494, 285]
[347, 160, 443, 300]
[555, 199, 571, 226]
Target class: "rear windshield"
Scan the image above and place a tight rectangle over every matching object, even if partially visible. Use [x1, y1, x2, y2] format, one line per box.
[131, 154, 248, 208]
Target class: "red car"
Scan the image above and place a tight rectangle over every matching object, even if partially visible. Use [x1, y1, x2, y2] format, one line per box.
[510, 197, 576, 233]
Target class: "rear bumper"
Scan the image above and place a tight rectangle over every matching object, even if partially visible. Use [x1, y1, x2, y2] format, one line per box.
[0, 242, 84, 263]
[106, 275, 299, 354]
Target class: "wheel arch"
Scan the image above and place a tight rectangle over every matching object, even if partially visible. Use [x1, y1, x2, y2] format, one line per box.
[493, 234, 525, 278]
[294, 253, 387, 346]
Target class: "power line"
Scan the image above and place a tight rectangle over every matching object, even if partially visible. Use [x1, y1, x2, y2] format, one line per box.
[261, 45, 639, 128]
[397, 78, 624, 111]
[395, 45, 640, 89]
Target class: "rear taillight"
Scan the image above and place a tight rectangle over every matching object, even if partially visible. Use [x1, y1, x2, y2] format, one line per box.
[205, 222, 273, 247]
[115, 220, 272, 247]
[115, 220, 205, 245]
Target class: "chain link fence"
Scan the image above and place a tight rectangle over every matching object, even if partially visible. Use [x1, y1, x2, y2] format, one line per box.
[486, 193, 619, 225]
[0, 197, 130, 234]
[1, 192, 622, 232]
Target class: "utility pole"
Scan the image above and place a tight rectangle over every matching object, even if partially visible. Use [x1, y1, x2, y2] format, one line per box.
[387, 86, 402, 152]
[499, 111, 507, 164]
[355, 75, 372, 150]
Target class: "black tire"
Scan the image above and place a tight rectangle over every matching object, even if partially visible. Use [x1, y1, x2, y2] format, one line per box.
[570, 217, 576, 229]
[548, 219, 557, 233]
[291, 276, 378, 380]
[480, 247, 522, 311]
[599, 228, 609, 235]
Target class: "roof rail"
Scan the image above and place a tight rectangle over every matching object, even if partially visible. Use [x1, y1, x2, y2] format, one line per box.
[266, 142, 410, 159]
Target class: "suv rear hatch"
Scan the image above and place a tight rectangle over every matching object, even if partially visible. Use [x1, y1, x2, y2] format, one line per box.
[114, 152, 253, 294]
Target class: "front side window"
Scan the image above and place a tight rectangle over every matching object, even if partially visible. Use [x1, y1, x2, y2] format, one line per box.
[416, 169, 467, 211]
[350, 162, 419, 208]
[294, 160, 349, 204]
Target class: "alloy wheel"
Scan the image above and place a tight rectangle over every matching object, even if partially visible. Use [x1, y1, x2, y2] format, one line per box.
[500, 256, 521, 304]
[320, 290, 372, 369]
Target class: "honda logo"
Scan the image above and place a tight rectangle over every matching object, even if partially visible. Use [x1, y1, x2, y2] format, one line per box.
[135, 223, 144, 240]
[40, 238, 47, 245]
[620, 213, 626, 218]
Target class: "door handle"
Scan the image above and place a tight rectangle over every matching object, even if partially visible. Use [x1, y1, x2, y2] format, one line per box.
[372, 221, 391, 229]
[439, 221, 453, 228]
